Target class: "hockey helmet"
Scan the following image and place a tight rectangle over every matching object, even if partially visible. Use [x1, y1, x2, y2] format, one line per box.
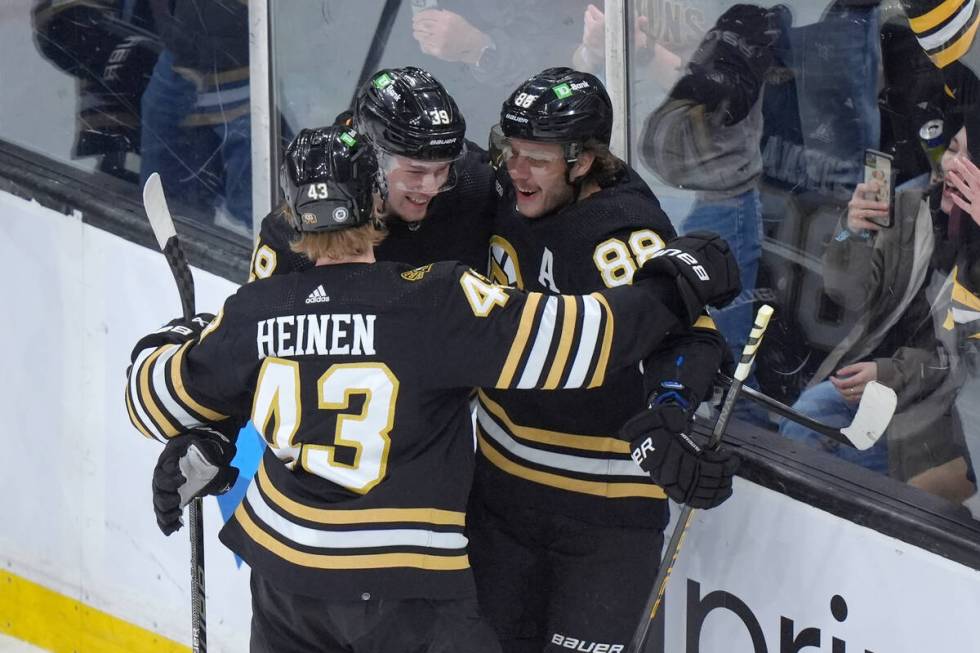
[279, 126, 378, 233]
[354, 67, 466, 195]
[494, 67, 613, 166]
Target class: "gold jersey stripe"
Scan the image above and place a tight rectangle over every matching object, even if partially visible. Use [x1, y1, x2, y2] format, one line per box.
[257, 462, 466, 526]
[235, 504, 471, 570]
[909, 0, 968, 33]
[124, 387, 155, 440]
[497, 293, 542, 388]
[170, 342, 229, 421]
[694, 314, 717, 330]
[933, 14, 980, 67]
[953, 267, 980, 311]
[478, 391, 631, 454]
[477, 433, 666, 499]
[543, 296, 578, 389]
[180, 102, 250, 127]
[587, 292, 615, 388]
[199, 307, 224, 342]
[138, 346, 179, 437]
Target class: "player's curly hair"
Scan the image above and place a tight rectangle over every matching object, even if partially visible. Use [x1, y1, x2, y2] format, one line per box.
[578, 139, 624, 189]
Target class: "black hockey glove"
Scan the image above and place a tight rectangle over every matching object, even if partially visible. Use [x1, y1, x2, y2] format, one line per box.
[640, 232, 741, 325]
[153, 427, 238, 536]
[670, 4, 787, 126]
[130, 314, 216, 363]
[622, 402, 739, 509]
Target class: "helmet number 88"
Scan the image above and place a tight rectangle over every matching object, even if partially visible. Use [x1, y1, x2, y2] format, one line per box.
[429, 109, 451, 125]
[513, 93, 536, 108]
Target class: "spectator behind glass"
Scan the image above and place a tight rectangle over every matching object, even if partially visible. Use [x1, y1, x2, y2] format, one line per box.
[31, 0, 161, 182]
[941, 129, 980, 517]
[780, 126, 972, 494]
[139, 0, 251, 236]
[637, 4, 787, 424]
[408, 0, 591, 136]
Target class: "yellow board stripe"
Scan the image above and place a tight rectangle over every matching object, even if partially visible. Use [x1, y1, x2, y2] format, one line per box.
[256, 462, 466, 526]
[587, 292, 615, 388]
[694, 314, 717, 331]
[138, 346, 179, 438]
[477, 433, 666, 499]
[543, 296, 578, 389]
[235, 504, 470, 570]
[932, 14, 980, 67]
[170, 342, 229, 422]
[0, 570, 188, 653]
[497, 293, 542, 388]
[909, 0, 967, 33]
[124, 390, 154, 440]
[478, 391, 630, 454]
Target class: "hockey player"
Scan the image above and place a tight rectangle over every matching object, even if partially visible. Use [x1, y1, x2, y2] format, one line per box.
[125, 125, 739, 651]
[250, 66, 495, 281]
[470, 67, 739, 652]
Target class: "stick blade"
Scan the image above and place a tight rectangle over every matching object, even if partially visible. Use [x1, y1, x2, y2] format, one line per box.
[842, 381, 898, 450]
[143, 172, 177, 251]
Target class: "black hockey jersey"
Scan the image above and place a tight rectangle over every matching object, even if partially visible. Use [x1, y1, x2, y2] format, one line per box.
[249, 143, 495, 281]
[478, 165, 722, 529]
[125, 261, 687, 599]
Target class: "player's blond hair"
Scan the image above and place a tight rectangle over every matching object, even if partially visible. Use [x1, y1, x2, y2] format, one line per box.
[279, 203, 386, 261]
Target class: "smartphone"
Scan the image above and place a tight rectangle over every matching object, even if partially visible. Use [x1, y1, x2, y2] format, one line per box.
[863, 149, 894, 228]
[411, 0, 438, 15]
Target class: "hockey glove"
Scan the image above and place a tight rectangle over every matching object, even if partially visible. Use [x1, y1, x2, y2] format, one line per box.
[670, 4, 786, 126]
[640, 232, 741, 325]
[622, 403, 739, 509]
[130, 314, 215, 363]
[153, 427, 238, 536]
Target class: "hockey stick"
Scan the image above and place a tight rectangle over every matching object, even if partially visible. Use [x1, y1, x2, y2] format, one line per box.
[142, 172, 206, 653]
[718, 377, 898, 451]
[626, 304, 775, 653]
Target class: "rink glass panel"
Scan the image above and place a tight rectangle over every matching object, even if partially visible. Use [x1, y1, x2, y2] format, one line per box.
[0, 1, 252, 240]
[0, 1, 973, 517]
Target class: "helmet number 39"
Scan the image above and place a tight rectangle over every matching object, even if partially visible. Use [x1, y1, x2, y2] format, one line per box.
[428, 109, 451, 125]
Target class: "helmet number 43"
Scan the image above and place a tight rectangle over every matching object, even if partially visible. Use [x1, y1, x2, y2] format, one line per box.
[307, 183, 329, 200]
[428, 109, 451, 125]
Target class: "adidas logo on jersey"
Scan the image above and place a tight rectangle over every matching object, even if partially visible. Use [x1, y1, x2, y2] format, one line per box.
[305, 285, 330, 304]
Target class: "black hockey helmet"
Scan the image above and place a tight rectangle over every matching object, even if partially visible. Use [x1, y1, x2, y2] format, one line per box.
[354, 67, 466, 161]
[279, 126, 378, 233]
[494, 67, 613, 165]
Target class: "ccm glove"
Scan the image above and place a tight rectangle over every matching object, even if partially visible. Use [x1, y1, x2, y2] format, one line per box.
[621, 403, 739, 509]
[671, 4, 787, 126]
[641, 232, 741, 324]
[153, 427, 238, 536]
[130, 313, 215, 363]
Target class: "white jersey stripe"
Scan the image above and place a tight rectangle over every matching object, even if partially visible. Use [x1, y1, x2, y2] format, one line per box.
[129, 348, 166, 441]
[245, 482, 468, 550]
[152, 344, 204, 431]
[517, 296, 559, 389]
[918, 0, 976, 50]
[477, 404, 646, 478]
[564, 296, 601, 388]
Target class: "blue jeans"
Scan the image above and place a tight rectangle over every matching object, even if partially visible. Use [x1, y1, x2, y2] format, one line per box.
[780, 380, 889, 473]
[779, 4, 881, 191]
[681, 188, 762, 356]
[140, 50, 252, 230]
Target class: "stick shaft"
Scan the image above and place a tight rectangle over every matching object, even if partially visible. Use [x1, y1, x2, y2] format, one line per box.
[143, 175, 207, 653]
[626, 305, 773, 653]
